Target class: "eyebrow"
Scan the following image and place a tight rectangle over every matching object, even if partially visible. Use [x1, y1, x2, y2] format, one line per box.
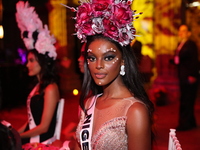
[87, 51, 116, 57]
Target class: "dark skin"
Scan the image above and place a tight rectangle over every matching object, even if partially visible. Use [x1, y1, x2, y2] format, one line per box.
[75, 39, 151, 150]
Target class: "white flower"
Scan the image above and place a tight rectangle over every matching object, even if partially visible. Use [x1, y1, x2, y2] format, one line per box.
[35, 26, 57, 60]
[23, 38, 34, 50]
[92, 18, 104, 34]
[16, 1, 42, 33]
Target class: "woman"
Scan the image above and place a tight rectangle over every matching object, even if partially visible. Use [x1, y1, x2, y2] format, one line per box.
[75, 35, 154, 150]
[0, 120, 22, 150]
[64, 0, 154, 149]
[78, 43, 86, 74]
[15, 1, 60, 145]
[18, 49, 60, 145]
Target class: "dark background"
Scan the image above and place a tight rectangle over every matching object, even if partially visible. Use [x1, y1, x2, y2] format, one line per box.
[0, 0, 49, 109]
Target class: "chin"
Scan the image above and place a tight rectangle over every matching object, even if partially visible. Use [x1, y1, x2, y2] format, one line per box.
[28, 73, 35, 76]
[96, 82, 104, 86]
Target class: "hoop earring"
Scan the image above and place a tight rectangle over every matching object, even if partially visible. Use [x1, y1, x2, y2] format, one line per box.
[120, 65, 125, 76]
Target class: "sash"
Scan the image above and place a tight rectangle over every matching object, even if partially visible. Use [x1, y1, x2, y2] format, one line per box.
[174, 41, 185, 65]
[79, 94, 102, 150]
[27, 84, 56, 144]
[26, 84, 40, 143]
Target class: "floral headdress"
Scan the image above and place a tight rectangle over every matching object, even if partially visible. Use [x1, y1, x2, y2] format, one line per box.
[63, 0, 141, 46]
[15, 1, 57, 60]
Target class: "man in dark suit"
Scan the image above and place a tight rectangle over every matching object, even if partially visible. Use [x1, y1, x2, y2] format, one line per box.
[174, 24, 199, 131]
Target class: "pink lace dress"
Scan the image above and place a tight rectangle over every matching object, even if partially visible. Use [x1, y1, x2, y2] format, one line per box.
[76, 95, 144, 150]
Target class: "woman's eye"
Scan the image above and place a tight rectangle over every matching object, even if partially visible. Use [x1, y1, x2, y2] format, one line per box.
[104, 55, 115, 61]
[29, 58, 34, 62]
[87, 56, 96, 62]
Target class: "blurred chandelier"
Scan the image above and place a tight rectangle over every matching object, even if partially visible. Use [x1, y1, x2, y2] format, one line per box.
[187, 1, 200, 9]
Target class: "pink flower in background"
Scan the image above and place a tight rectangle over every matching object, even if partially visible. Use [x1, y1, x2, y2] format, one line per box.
[16, 1, 57, 60]
[23, 38, 34, 50]
[35, 25, 57, 60]
[22, 143, 59, 150]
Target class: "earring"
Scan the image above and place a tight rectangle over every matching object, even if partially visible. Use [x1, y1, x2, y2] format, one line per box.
[120, 65, 125, 76]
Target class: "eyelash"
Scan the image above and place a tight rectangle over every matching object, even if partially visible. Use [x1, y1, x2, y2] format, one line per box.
[87, 55, 116, 62]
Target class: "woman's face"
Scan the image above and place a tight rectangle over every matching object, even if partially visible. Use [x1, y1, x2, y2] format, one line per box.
[78, 43, 86, 73]
[87, 39, 123, 86]
[26, 53, 41, 78]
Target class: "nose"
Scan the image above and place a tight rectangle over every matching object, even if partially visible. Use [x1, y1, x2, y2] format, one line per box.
[78, 56, 83, 62]
[96, 59, 104, 69]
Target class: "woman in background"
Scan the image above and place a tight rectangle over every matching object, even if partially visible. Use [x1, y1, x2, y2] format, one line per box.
[65, 0, 155, 149]
[18, 49, 59, 145]
[16, 1, 60, 145]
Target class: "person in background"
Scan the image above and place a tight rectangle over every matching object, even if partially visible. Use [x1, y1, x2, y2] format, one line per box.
[15, 1, 60, 145]
[64, 0, 155, 149]
[0, 120, 22, 150]
[130, 38, 142, 65]
[78, 43, 86, 74]
[174, 24, 199, 131]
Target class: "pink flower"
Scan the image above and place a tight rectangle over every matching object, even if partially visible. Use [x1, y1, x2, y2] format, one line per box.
[22, 143, 60, 150]
[111, 3, 133, 27]
[78, 21, 94, 35]
[92, 3, 109, 18]
[34, 26, 57, 60]
[66, 0, 139, 46]
[23, 38, 34, 50]
[92, 0, 113, 5]
[103, 19, 119, 38]
[76, 3, 93, 24]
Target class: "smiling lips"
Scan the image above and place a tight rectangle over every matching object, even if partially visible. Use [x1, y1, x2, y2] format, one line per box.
[95, 73, 106, 79]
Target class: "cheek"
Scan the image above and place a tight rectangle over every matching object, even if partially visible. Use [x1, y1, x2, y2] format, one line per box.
[34, 64, 41, 73]
[105, 61, 120, 72]
[88, 64, 96, 78]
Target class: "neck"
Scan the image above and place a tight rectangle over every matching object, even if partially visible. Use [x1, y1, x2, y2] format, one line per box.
[180, 38, 188, 43]
[37, 75, 41, 82]
[101, 77, 131, 99]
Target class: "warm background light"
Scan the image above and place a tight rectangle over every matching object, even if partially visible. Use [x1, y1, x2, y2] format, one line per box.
[0, 25, 3, 39]
[131, 0, 154, 59]
[73, 89, 79, 96]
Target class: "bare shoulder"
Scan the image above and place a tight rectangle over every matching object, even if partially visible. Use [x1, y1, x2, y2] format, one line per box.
[127, 102, 149, 119]
[84, 96, 94, 109]
[126, 101, 151, 138]
[44, 83, 59, 96]
[45, 83, 58, 91]
[126, 102, 152, 149]
[44, 83, 59, 101]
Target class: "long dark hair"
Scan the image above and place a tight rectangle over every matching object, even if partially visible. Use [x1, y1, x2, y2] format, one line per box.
[80, 35, 154, 114]
[27, 49, 59, 95]
[0, 121, 16, 150]
[80, 34, 155, 143]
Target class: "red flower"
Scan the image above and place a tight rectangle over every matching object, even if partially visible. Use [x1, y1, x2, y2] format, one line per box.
[92, 3, 110, 18]
[103, 19, 118, 39]
[67, 0, 140, 46]
[92, 0, 113, 5]
[76, 3, 93, 24]
[81, 22, 94, 35]
[111, 3, 133, 27]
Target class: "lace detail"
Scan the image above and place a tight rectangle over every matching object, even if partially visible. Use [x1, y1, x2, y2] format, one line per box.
[92, 117, 127, 150]
[76, 96, 144, 150]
